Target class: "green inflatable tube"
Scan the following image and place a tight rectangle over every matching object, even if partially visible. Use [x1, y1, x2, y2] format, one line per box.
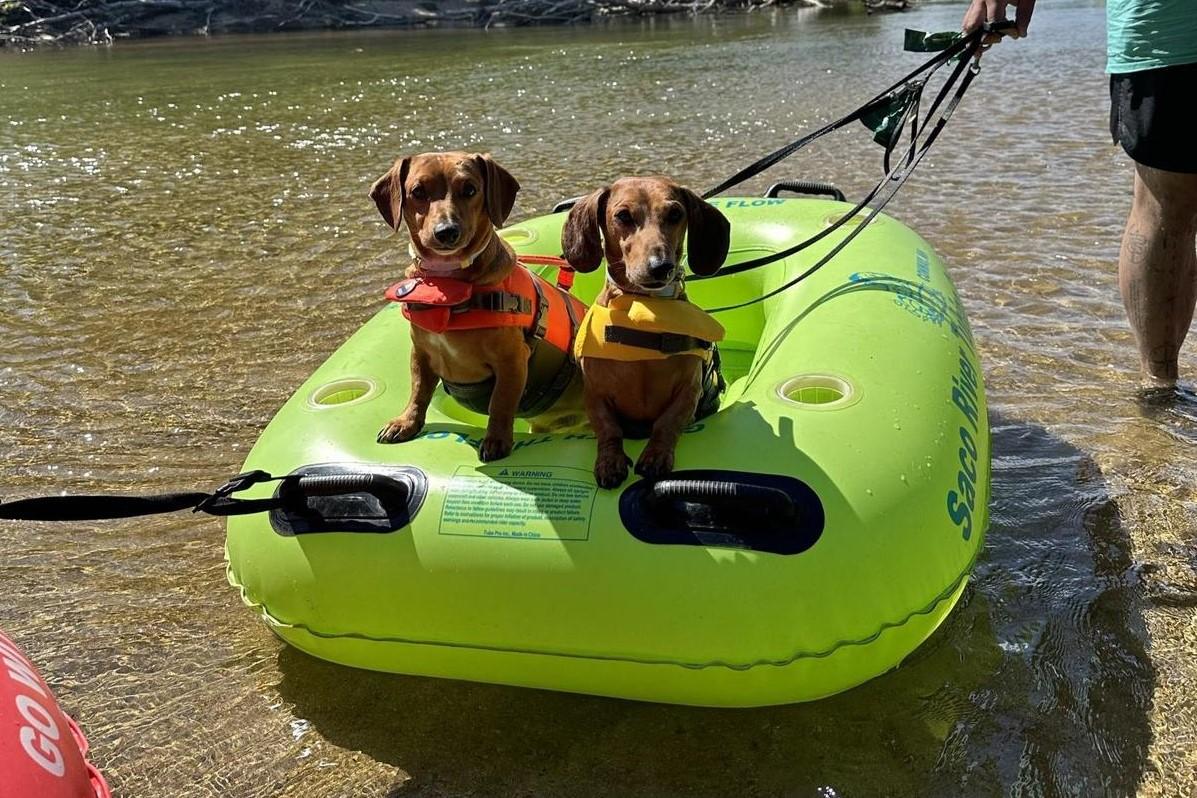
[225, 197, 990, 707]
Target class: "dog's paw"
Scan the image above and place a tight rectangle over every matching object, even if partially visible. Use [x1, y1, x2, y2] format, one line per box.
[595, 452, 632, 489]
[634, 446, 675, 481]
[377, 415, 423, 444]
[479, 434, 513, 462]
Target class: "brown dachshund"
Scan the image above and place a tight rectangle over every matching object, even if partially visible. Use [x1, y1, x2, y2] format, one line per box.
[370, 151, 583, 462]
[562, 176, 731, 488]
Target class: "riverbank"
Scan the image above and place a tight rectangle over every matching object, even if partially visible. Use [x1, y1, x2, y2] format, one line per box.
[0, 0, 834, 47]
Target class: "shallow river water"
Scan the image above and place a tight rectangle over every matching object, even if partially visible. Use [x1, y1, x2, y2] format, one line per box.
[2, 2, 1195, 796]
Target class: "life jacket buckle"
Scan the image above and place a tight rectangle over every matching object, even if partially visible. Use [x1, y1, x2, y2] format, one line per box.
[471, 291, 532, 314]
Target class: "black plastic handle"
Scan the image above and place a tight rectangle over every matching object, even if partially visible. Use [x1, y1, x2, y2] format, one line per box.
[282, 473, 409, 501]
[651, 479, 795, 519]
[765, 180, 847, 202]
[552, 195, 585, 213]
[268, 465, 427, 535]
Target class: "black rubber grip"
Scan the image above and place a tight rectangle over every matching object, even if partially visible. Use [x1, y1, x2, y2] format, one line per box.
[651, 479, 795, 516]
[765, 180, 847, 202]
[290, 474, 404, 497]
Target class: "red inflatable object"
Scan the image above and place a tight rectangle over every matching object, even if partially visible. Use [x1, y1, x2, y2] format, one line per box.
[1, 630, 111, 798]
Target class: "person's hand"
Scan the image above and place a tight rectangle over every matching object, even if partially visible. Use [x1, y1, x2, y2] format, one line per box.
[962, 0, 1036, 40]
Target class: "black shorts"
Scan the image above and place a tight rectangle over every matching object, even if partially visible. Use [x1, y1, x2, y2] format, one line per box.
[1109, 61, 1197, 174]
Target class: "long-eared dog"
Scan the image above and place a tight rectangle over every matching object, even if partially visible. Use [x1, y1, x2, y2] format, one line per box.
[370, 151, 585, 462]
[562, 176, 731, 488]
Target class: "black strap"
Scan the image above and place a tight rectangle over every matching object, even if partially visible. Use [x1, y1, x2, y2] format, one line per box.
[700, 29, 977, 201]
[528, 277, 550, 341]
[0, 470, 398, 522]
[0, 491, 213, 521]
[604, 325, 714, 355]
[702, 55, 981, 314]
[558, 283, 582, 333]
[690, 22, 1012, 307]
[696, 346, 726, 421]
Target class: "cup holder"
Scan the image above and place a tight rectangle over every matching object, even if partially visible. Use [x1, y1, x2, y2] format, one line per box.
[308, 378, 381, 409]
[776, 374, 856, 409]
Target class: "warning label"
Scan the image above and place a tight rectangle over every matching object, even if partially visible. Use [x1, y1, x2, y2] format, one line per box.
[439, 465, 597, 540]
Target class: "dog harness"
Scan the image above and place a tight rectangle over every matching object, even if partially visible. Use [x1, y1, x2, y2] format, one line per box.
[385, 258, 585, 417]
[573, 293, 727, 436]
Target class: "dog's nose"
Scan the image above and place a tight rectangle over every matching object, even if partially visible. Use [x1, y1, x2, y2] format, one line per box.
[647, 256, 675, 281]
[433, 222, 461, 246]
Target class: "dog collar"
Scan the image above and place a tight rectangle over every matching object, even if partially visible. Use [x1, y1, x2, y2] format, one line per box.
[408, 229, 495, 275]
[605, 272, 685, 299]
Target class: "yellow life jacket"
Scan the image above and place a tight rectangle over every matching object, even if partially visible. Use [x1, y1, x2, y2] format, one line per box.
[573, 294, 725, 363]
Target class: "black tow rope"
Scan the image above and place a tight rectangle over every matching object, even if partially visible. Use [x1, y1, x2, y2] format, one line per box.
[694, 21, 1016, 314]
[0, 470, 392, 522]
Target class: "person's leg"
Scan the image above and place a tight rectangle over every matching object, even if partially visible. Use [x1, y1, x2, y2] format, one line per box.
[1118, 162, 1197, 386]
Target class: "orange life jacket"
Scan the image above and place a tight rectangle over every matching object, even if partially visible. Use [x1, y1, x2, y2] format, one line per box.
[384, 257, 585, 417]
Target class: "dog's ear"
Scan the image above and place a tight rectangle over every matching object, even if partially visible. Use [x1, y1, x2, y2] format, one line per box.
[680, 189, 730, 276]
[473, 153, 520, 227]
[369, 157, 411, 231]
[561, 188, 609, 273]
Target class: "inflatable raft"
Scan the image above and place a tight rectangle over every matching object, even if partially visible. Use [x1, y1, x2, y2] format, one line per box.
[225, 194, 990, 707]
[1, 629, 111, 798]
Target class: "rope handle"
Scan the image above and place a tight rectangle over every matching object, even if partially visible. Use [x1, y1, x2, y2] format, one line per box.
[650, 479, 796, 521]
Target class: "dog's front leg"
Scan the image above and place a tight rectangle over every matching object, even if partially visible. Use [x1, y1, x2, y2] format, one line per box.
[635, 377, 701, 480]
[479, 350, 528, 462]
[378, 347, 440, 444]
[586, 389, 631, 489]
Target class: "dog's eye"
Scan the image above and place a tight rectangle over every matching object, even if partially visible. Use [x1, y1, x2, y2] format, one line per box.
[615, 209, 634, 226]
[665, 207, 684, 224]
[461, 184, 477, 198]
[409, 184, 427, 201]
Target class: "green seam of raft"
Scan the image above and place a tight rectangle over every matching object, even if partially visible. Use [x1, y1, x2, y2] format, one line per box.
[224, 548, 979, 671]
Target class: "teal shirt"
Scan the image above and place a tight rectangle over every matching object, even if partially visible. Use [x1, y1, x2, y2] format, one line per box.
[1107, 0, 1197, 73]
